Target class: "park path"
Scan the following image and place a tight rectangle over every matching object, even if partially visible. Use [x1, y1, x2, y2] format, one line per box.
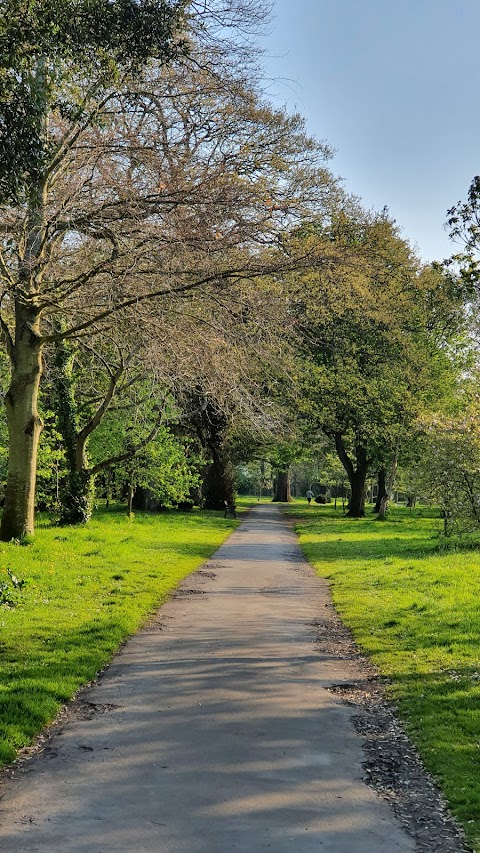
[0, 504, 415, 853]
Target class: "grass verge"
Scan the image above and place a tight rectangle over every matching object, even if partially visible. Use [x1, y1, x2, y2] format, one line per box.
[0, 506, 244, 766]
[284, 502, 480, 852]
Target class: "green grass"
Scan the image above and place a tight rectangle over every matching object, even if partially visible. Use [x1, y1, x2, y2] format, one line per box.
[0, 506, 245, 766]
[284, 502, 480, 850]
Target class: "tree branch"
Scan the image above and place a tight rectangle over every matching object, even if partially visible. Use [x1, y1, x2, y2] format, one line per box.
[332, 432, 355, 483]
[0, 313, 15, 364]
[77, 361, 125, 448]
[40, 251, 332, 345]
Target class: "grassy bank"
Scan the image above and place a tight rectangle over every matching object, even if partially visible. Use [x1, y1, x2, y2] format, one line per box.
[0, 506, 243, 766]
[285, 502, 480, 850]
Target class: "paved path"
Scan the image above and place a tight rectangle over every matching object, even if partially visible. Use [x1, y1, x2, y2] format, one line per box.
[0, 504, 414, 852]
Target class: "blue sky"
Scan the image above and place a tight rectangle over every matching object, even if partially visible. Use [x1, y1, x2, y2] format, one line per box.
[260, 0, 480, 262]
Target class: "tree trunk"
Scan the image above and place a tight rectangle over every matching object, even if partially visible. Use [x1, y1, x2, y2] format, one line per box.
[374, 468, 387, 513]
[0, 64, 50, 540]
[332, 433, 368, 518]
[272, 469, 291, 502]
[378, 494, 389, 520]
[52, 338, 94, 525]
[376, 447, 399, 521]
[61, 469, 94, 525]
[196, 400, 235, 511]
[127, 480, 135, 517]
[0, 308, 43, 540]
[348, 468, 367, 517]
[203, 446, 235, 510]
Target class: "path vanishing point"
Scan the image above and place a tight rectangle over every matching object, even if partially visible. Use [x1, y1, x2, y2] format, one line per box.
[0, 505, 427, 851]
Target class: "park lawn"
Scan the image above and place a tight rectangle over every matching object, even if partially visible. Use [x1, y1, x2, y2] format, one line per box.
[285, 502, 480, 852]
[0, 506, 244, 766]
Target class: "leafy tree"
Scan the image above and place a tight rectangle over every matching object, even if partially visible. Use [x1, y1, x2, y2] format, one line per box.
[415, 405, 480, 536]
[50, 325, 175, 523]
[291, 212, 459, 516]
[235, 460, 273, 496]
[89, 413, 201, 514]
[447, 176, 480, 293]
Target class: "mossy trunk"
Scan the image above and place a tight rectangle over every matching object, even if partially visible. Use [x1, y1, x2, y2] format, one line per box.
[1, 154, 47, 540]
[53, 338, 93, 525]
[60, 469, 94, 526]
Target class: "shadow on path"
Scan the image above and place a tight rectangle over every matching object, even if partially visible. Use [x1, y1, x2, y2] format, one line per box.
[0, 504, 418, 852]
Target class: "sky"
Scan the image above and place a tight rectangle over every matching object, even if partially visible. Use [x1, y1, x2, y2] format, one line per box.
[259, 0, 480, 262]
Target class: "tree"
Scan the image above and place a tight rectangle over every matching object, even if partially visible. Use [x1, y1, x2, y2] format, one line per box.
[89, 411, 201, 514]
[0, 30, 337, 538]
[0, 0, 187, 204]
[291, 212, 459, 517]
[447, 176, 480, 294]
[414, 404, 480, 536]
[318, 451, 347, 509]
[0, 0, 188, 539]
[51, 331, 172, 523]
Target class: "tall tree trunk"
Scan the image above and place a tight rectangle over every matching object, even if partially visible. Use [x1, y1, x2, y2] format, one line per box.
[200, 402, 234, 510]
[1, 99, 48, 540]
[127, 477, 135, 517]
[53, 338, 94, 525]
[203, 445, 235, 510]
[377, 446, 399, 521]
[272, 469, 291, 502]
[378, 494, 388, 521]
[0, 306, 43, 540]
[348, 468, 367, 517]
[333, 433, 368, 518]
[374, 468, 387, 513]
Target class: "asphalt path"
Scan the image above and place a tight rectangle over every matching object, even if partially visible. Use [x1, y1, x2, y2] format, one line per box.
[0, 504, 414, 852]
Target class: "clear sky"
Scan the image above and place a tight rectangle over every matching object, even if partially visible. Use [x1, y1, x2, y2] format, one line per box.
[260, 0, 480, 262]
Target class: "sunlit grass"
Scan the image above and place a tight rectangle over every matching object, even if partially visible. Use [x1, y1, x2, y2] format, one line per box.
[0, 506, 244, 765]
[285, 502, 480, 849]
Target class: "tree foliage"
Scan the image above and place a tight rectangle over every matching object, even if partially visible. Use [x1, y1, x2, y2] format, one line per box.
[0, 0, 188, 203]
[285, 212, 461, 516]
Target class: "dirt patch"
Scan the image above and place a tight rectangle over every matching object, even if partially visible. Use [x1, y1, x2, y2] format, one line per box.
[313, 605, 471, 852]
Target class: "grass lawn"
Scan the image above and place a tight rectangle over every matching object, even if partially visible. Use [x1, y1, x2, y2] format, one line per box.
[284, 501, 480, 850]
[0, 505, 246, 766]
